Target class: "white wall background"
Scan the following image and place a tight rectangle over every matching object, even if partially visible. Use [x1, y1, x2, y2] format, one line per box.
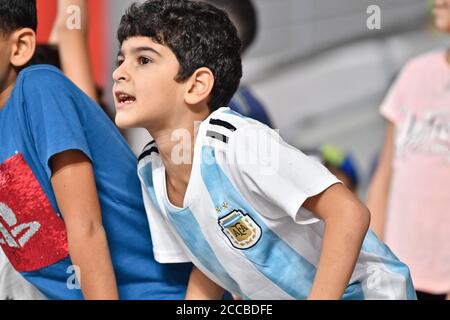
[244, 0, 429, 83]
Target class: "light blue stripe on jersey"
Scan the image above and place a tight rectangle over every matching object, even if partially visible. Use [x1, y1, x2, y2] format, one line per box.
[139, 163, 244, 298]
[361, 231, 417, 300]
[139, 163, 159, 206]
[165, 206, 244, 298]
[200, 146, 319, 299]
[342, 281, 365, 300]
[222, 215, 241, 227]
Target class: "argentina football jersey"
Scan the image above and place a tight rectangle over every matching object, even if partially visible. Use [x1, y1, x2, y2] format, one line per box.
[138, 107, 416, 300]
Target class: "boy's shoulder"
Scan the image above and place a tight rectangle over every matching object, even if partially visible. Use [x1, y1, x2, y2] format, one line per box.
[19, 64, 65, 80]
[17, 64, 73, 91]
[203, 107, 262, 141]
[13, 64, 92, 114]
[137, 108, 269, 164]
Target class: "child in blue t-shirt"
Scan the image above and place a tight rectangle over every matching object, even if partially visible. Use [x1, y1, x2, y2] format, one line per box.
[0, 0, 191, 300]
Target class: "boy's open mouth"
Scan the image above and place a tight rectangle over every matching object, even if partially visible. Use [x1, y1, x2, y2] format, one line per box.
[115, 91, 136, 106]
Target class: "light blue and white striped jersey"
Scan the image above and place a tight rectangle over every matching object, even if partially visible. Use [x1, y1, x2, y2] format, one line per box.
[137, 107, 416, 300]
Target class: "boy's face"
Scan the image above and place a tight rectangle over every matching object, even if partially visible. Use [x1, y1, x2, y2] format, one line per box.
[434, 0, 450, 33]
[113, 36, 187, 129]
[0, 28, 36, 109]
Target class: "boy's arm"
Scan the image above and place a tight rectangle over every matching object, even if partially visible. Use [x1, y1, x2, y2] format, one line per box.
[303, 183, 370, 300]
[366, 122, 395, 239]
[50, 150, 118, 300]
[185, 266, 225, 300]
[49, 0, 98, 102]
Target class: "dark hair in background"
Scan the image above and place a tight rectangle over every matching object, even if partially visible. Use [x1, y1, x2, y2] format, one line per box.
[0, 0, 37, 36]
[201, 0, 257, 53]
[117, 0, 243, 111]
[29, 45, 61, 68]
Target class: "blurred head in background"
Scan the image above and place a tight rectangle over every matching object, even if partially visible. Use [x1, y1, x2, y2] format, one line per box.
[304, 145, 360, 194]
[199, 0, 274, 128]
[433, 0, 450, 32]
[200, 0, 257, 54]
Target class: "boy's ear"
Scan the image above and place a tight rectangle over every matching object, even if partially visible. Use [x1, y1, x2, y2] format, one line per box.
[184, 67, 215, 106]
[9, 28, 36, 68]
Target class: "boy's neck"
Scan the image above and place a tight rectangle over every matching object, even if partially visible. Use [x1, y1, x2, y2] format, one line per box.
[0, 70, 17, 111]
[147, 108, 211, 207]
[155, 127, 195, 207]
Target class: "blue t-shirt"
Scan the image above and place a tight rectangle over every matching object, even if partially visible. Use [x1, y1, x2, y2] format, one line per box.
[0, 65, 191, 300]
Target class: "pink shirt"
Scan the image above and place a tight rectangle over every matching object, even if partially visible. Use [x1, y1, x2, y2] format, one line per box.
[380, 51, 450, 294]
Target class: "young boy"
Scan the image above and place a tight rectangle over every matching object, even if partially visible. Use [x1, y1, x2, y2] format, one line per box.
[0, 0, 191, 300]
[114, 0, 416, 299]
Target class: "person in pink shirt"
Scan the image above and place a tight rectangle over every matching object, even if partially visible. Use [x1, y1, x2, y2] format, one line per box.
[367, 0, 450, 300]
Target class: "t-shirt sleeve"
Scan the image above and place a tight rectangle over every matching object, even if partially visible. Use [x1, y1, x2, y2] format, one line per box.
[139, 181, 191, 264]
[20, 68, 93, 178]
[229, 125, 342, 224]
[379, 61, 414, 124]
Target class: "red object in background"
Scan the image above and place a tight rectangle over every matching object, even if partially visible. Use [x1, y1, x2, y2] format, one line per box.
[36, 0, 108, 87]
[36, 0, 57, 42]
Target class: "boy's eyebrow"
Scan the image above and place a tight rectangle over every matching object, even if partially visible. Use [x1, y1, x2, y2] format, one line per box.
[117, 46, 162, 58]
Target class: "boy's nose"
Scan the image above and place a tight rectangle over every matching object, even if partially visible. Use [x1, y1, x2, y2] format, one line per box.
[112, 65, 129, 82]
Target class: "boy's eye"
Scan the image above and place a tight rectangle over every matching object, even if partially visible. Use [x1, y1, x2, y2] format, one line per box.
[116, 59, 124, 67]
[139, 57, 151, 65]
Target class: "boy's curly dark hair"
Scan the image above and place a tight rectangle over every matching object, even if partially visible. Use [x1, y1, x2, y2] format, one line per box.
[117, 0, 243, 111]
[0, 0, 37, 36]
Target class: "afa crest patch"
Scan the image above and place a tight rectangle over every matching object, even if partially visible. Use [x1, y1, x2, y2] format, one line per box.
[219, 210, 261, 250]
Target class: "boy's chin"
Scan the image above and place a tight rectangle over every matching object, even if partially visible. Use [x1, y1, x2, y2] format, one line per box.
[115, 115, 137, 129]
[435, 18, 450, 33]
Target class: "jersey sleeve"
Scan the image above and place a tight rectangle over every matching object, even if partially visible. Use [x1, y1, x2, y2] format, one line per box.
[139, 175, 191, 264]
[228, 124, 341, 224]
[19, 67, 93, 178]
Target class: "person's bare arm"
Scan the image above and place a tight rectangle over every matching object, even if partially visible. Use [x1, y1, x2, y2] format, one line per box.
[50, 150, 118, 300]
[49, 0, 98, 102]
[185, 266, 225, 300]
[366, 122, 395, 239]
[304, 183, 371, 300]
